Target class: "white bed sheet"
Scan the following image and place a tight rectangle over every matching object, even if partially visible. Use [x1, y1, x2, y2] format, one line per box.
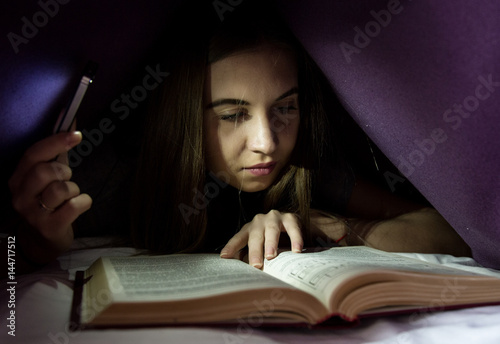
[2, 239, 500, 344]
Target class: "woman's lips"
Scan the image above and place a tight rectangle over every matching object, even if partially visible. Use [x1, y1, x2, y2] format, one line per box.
[244, 162, 277, 176]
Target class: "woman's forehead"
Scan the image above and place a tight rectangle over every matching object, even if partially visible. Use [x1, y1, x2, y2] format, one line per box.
[204, 46, 298, 103]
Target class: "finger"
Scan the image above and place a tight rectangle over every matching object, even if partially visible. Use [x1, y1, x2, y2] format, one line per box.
[25, 191, 92, 240]
[9, 131, 82, 191]
[281, 213, 304, 253]
[39, 181, 81, 212]
[55, 119, 77, 165]
[56, 150, 69, 165]
[247, 227, 265, 268]
[220, 228, 249, 259]
[37, 194, 92, 244]
[48, 194, 92, 232]
[18, 162, 72, 200]
[11, 162, 72, 215]
[263, 220, 281, 260]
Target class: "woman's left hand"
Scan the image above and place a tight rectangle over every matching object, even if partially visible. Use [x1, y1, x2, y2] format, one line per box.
[220, 210, 303, 268]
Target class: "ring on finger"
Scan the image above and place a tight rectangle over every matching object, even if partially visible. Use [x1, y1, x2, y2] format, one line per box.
[38, 195, 56, 212]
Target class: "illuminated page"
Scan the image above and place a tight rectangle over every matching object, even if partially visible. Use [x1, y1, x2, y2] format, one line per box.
[101, 253, 293, 302]
[262, 246, 483, 306]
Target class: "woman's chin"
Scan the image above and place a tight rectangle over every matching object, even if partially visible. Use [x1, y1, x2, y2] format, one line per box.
[230, 177, 273, 193]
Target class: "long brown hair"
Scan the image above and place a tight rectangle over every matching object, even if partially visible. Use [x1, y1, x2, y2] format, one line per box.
[131, 0, 337, 252]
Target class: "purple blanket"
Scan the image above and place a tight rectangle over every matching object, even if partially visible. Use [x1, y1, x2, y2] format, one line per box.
[1, 0, 498, 267]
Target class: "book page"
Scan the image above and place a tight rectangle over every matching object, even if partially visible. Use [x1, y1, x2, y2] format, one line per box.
[102, 253, 294, 302]
[262, 246, 485, 306]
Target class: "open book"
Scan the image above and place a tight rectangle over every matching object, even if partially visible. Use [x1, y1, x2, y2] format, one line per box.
[72, 246, 500, 329]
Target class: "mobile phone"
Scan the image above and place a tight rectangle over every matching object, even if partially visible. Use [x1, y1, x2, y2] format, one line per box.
[53, 60, 98, 133]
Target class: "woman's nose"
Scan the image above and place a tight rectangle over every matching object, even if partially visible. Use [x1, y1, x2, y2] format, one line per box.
[247, 114, 278, 154]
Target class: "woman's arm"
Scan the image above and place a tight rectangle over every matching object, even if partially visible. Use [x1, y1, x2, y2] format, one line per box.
[337, 178, 471, 256]
[220, 178, 472, 269]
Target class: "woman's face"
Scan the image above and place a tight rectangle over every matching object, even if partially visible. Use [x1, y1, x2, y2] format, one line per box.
[203, 45, 300, 192]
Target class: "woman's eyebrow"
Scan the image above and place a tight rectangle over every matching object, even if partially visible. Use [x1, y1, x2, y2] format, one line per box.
[206, 87, 299, 109]
[275, 87, 299, 101]
[206, 98, 249, 109]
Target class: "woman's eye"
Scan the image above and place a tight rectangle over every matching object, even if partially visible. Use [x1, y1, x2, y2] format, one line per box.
[219, 112, 246, 122]
[274, 105, 298, 114]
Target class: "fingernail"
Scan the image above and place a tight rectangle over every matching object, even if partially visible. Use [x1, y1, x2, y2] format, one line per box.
[65, 131, 82, 149]
[292, 243, 302, 253]
[265, 247, 276, 260]
[250, 258, 262, 268]
[219, 251, 229, 258]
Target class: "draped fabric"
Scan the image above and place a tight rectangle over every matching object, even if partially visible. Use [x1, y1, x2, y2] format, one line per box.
[278, 0, 500, 267]
[1, 0, 498, 267]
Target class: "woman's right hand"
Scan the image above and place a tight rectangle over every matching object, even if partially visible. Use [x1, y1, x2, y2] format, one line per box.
[8, 131, 92, 264]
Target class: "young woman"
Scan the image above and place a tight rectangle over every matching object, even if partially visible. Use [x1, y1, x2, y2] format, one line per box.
[7, 0, 471, 271]
[128, 1, 471, 267]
